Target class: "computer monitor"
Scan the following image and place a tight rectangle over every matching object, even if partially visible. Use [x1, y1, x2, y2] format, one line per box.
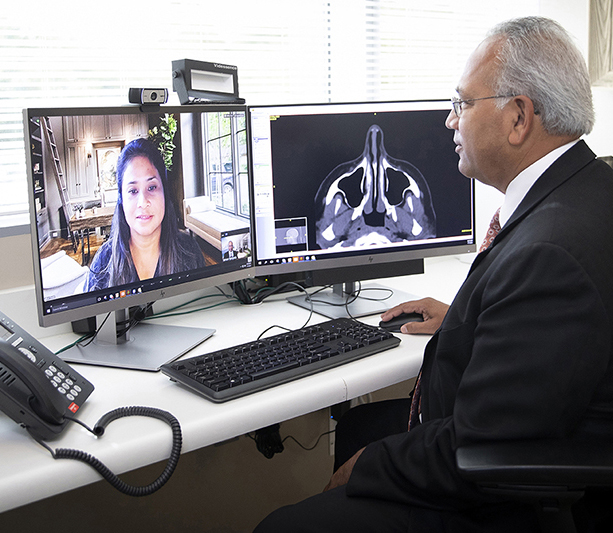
[24, 104, 254, 370]
[248, 100, 475, 318]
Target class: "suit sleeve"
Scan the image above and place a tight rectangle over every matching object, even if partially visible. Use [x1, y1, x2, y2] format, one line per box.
[346, 242, 611, 510]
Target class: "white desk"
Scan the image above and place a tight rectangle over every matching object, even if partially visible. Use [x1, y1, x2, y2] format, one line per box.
[0, 255, 471, 513]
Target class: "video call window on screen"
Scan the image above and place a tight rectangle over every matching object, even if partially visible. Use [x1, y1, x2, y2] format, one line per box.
[27, 106, 253, 322]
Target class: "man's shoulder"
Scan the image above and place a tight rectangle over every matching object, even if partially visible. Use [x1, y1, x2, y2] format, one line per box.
[521, 142, 613, 222]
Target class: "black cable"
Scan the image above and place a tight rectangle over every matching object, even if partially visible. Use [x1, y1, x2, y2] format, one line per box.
[231, 279, 253, 304]
[282, 429, 335, 451]
[116, 303, 154, 338]
[305, 282, 395, 320]
[75, 312, 112, 348]
[247, 427, 335, 456]
[37, 406, 182, 497]
[54, 332, 95, 355]
[254, 282, 315, 340]
[251, 281, 308, 304]
[143, 291, 240, 319]
[302, 282, 361, 319]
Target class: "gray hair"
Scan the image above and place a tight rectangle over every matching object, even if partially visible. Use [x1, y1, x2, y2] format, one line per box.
[487, 16, 594, 137]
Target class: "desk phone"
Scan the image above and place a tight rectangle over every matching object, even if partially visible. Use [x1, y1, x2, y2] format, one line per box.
[0, 310, 94, 441]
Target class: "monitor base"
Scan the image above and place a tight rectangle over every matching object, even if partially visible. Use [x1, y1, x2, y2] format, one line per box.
[287, 282, 418, 319]
[60, 322, 214, 371]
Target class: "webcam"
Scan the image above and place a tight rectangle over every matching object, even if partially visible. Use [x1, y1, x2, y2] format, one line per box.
[128, 88, 169, 105]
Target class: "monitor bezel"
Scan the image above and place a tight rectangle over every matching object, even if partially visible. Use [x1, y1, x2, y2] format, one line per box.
[24, 103, 255, 328]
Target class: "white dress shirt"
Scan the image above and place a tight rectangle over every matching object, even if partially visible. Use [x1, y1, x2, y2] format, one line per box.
[499, 139, 579, 228]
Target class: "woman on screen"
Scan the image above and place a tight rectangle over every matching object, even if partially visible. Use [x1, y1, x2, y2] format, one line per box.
[85, 138, 205, 291]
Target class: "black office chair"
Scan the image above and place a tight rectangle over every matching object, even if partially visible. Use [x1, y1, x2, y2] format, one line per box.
[456, 438, 613, 533]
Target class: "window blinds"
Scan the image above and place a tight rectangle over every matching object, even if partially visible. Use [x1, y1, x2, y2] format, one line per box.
[0, 0, 537, 226]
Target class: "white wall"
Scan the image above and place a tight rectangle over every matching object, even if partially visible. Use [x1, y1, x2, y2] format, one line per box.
[540, 0, 590, 54]
[588, 87, 613, 156]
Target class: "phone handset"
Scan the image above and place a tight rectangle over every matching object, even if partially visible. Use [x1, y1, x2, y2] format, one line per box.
[0, 338, 65, 425]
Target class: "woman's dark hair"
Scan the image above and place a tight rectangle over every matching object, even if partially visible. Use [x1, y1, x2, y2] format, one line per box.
[104, 138, 188, 285]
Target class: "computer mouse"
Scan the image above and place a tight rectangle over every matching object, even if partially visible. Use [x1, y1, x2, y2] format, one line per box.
[379, 312, 424, 332]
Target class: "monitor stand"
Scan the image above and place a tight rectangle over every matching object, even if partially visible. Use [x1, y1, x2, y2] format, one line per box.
[286, 281, 418, 319]
[60, 309, 214, 371]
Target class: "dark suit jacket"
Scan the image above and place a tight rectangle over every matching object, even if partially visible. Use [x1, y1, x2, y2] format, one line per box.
[347, 141, 613, 526]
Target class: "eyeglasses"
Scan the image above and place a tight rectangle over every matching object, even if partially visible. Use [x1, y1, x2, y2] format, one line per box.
[451, 95, 516, 117]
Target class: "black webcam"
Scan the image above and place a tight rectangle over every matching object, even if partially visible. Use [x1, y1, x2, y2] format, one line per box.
[128, 88, 169, 105]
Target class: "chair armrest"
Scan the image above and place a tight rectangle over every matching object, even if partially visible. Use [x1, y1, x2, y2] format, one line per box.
[456, 439, 613, 489]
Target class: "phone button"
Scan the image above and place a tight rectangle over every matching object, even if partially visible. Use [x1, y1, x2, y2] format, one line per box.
[18, 346, 36, 363]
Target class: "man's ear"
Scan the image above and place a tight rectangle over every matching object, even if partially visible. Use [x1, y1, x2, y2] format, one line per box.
[508, 95, 536, 146]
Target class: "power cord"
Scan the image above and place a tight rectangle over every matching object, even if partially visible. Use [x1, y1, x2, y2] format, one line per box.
[248, 424, 335, 458]
[283, 430, 335, 452]
[35, 406, 182, 497]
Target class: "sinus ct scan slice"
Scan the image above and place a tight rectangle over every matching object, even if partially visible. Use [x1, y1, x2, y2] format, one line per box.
[314, 124, 436, 249]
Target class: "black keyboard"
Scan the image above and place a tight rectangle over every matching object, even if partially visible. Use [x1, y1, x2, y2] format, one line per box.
[161, 318, 400, 402]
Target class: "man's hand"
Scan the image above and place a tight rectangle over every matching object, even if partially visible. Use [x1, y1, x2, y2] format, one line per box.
[380, 297, 449, 335]
[323, 447, 365, 492]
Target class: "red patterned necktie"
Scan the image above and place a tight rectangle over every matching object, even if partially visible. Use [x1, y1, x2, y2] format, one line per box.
[479, 208, 501, 253]
[408, 372, 422, 430]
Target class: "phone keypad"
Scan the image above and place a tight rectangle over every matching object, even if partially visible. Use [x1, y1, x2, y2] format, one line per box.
[45, 365, 82, 402]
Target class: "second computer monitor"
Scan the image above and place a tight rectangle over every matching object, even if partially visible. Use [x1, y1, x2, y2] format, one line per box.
[248, 100, 475, 317]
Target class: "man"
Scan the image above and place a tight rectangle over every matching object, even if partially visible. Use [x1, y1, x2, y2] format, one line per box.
[254, 16, 613, 532]
[224, 240, 236, 260]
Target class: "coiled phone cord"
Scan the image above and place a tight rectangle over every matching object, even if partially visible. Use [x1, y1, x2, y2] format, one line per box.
[36, 406, 182, 497]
